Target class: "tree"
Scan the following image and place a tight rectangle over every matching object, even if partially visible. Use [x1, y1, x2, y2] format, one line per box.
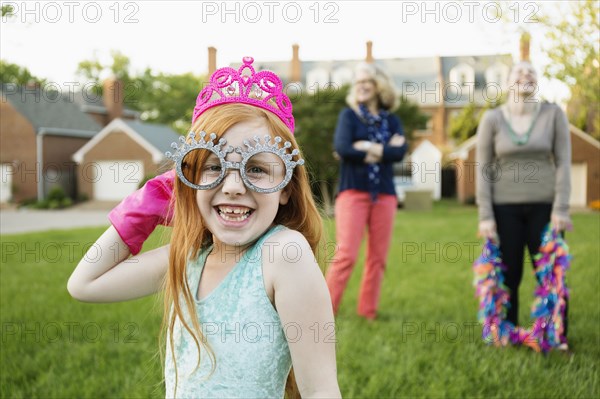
[76, 51, 138, 104]
[449, 103, 482, 144]
[1, 4, 14, 17]
[0, 60, 45, 85]
[449, 97, 504, 144]
[293, 85, 429, 213]
[133, 69, 205, 132]
[293, 85, 349, 214]
[539, 0, 600, 139]
[393, 96, 429, 141]
[76, 52, 205, 134]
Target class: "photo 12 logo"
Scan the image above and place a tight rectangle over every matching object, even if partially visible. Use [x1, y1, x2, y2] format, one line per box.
[200, 1, 340, 24]
[1, 1, 140, 23]
[1, 321, 140, 343]
[399, 1, 540, 24]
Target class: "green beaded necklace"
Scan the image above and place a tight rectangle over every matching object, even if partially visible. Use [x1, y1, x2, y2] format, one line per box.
[504, 103, 542, 145]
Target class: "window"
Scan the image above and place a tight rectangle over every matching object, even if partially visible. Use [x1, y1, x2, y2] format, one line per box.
[485, 62, 510, 89]
[449, 63, 475, 94]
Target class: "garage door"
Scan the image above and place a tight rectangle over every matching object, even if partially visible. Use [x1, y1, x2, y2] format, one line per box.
[1, 164, 12, 203]
[93, 161, 144, 201]
[570, 163, 587, 207]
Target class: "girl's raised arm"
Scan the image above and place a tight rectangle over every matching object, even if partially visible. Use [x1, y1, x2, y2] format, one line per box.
[67, 225, 169, 303]
[269, 230, 342, 398]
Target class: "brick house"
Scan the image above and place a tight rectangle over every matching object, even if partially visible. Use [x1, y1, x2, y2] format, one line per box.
[205, 37, 597, 207]
[72, 118, 178, 201]
[1, 83, 101, 202]
[0, 80, 179, 203]
[224, 42, 512, 148]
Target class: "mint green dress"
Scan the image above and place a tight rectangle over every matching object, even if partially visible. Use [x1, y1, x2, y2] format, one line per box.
[164, 225, 292, 398]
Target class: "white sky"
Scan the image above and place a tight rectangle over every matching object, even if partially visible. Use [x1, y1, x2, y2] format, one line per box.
[0, 0, 577, 104]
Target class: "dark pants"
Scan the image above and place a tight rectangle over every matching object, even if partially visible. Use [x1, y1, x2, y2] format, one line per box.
[493, 203, 568, 337]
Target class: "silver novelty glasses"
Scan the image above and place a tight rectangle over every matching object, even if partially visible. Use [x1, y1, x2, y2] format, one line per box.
[166, 132, 304, 193]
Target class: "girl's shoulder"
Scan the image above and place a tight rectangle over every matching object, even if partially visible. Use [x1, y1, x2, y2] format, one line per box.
[260, 227, 313, 265]
[260, 227, 317, 293]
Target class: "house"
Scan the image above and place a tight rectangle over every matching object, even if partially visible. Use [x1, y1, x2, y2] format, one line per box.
[0, 79, 180, 203]
[408, 140, 443, 200]
[220, 40, 513, 148]
[72, 118, 179, 201]
[72, 78, 140, 127]
[205, 35, 597, 207]
[449, 124, 600, 207]
[1, 83, 101, 202]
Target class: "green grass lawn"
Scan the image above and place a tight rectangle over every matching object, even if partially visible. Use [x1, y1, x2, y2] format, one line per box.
[1, 201, 598, 398]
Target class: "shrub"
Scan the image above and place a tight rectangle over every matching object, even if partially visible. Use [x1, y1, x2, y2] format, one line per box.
[47, 186, 67, 202]
[24, 186, 73, 209]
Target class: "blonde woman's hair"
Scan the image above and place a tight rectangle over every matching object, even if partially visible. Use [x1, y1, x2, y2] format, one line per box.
[346, 62, 399, 111]
[161, 103, 321, 399]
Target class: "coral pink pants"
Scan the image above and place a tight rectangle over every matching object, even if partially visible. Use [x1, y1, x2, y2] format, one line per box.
[326, 189, 397, 319]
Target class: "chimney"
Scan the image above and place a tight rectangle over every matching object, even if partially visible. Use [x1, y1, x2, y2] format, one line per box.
[290, 44, 301, 83]
[208, 47, 217, 76]
[366, 41, 374, 64]
[102, 77, 123, 123]
[520, 32, 531, 62]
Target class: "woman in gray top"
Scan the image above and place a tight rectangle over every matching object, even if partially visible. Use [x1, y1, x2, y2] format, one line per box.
[476, 61, 572, 348]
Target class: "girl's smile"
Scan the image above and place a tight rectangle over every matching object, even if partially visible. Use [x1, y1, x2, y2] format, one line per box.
[196, 119, 290, 249]
[214, 204, 254, 225]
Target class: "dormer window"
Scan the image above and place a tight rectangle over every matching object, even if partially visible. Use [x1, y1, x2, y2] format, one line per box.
[450, 63, 474, 86]
[485, 62, 510, 89]
[449, 63, 475, 96]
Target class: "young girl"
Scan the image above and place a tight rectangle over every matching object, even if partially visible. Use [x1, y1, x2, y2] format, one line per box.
[68, 57, 341, 398]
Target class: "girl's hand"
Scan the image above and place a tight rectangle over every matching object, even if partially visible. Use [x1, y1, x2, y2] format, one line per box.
[551, 213, 573, 232]
[478, 220, 498, 241]
[108, 170, 175, 255]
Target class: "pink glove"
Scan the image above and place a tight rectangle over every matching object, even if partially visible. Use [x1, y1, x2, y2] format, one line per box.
[108, 170, 175, 255]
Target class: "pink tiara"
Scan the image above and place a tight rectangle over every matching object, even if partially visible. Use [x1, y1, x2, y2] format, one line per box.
[192, 56, 295, 133]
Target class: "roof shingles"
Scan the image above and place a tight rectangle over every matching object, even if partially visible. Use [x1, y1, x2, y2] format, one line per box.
[2, 84, 101, 136]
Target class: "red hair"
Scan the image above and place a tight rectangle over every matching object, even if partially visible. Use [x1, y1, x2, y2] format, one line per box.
[161, 103, 322, 398]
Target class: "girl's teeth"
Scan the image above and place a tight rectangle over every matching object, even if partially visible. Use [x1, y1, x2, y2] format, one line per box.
[219, 206, 249, 215]
[217, 206, 251, 222]
[220, 212, 250, 222]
